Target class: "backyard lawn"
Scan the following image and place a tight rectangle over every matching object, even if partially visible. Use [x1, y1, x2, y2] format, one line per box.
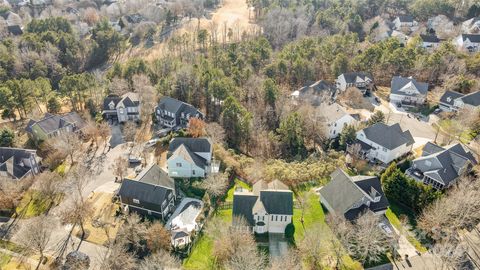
[225, 178, 251, 202]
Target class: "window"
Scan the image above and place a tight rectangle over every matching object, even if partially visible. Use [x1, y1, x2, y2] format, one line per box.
[275, 216, 278, 221]
[280, 216, 283, 222]
[192, 170, 196, 175]
[148, 210, 152, 215]
[133, 199, 140, 204]
[176, 163, 182, 167]
[271, 215, 273, 221]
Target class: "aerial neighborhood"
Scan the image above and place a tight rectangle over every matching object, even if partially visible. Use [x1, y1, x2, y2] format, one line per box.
[1, 0, 480, 269]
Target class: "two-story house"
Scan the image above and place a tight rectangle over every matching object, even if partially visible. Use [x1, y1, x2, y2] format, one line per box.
[118, 164, 176, 220]
[407, 142, 477, 190]
[420, 34, 441, 50]
[318, 103, 359, 139]
[102, 92, 141, 123]
[336, 72, 374, 95]
[439, 90, 480, 112]
[0, 147, 40, 180]
[462, 17, 480, 34]
[320, 169, 389, 220]
[232, 180, 293, 234]
[25, 112, 86, 142]
[355, 123, 415, 164]
[455, 34, 480, 52]
[155, 97, 204, 129]
[389, 76, 428, 107]
[290, 80, 337, 105]
[167, 137, 216, 178]
[392, 15, 418, 31]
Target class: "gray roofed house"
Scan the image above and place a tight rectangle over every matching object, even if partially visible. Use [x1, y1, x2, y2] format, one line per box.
[102, 92, 140, 123]
[290, 80, 337, 105]
[317, 102, 359, 139]
[320, 169, 389, 220]
[455, 34, 480, 52]
[156, 97, 204, 129]
[336, 72, 374, 95]
[118, 164, 176, 220]
[440, 90, 480, 112]
[439, 90, 465, 112]
[408, 142, 477, 190]
[393, 15, 418, 31]
[355, 123, 415, 164]
[420, 34, 441, 50]
[167, 137, 214, 178]
[389, 76, 428, 107]
[25, 112, 86, 142]
[0, 147, 40, 180]
[232, 179, 293, 234]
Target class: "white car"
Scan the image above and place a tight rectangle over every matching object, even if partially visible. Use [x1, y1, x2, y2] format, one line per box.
[145, 138, 160, 148]
[378, 222, 393, 234]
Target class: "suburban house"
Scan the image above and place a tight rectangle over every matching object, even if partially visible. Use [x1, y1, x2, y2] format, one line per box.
[407, 142, 477, 190]
[392, 15, 418, 31]
[455, 34, 480, 52]
[318, 103, 359, 139]
[389, 76, 428, 107]
[462, 17, 480, 34]
[320, 169, 389, 220]
[290, 80, 337, 105]
[155, 97, 204, 129]
[232, 180, 293, 234]
[166, 198, 204, 248]
[439, 90, 480, 112]
[385, 30, 410, 46]
[420, 34, 441, 49]
[167, 137, 217, 178]
[102, 92, 141, 123]
[25, 112, 86, 142]
[336, 72, 374, 95]
[355, 123, 415, 164]
[0, 11, 23, 36]
[118, 164, 176, 220]
[0, 147, 40, 180]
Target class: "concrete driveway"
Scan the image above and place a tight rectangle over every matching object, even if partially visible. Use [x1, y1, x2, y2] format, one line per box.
[109, 124, 124, 148]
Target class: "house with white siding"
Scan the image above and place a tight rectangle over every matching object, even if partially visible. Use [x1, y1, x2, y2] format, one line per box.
[318, 103, 359, 139]
[389, 76, 428, 107]
[336, 72, 374, 95]
[166, 137, 216, 178]
[392, 15, 418, 31]
[232, 180, 293, 234]
[102, 92, 141, 123]
[355, 123, 415, 164]
[155, 97, 204, 129]
[455, 34, 480, 52]
[439, 90, 480, 112]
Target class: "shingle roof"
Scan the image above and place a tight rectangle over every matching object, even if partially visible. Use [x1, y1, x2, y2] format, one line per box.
[340, 72, 373, 84]
[352, 176, 390, 212]
[460, 91, 480, 107]
[420, 34, 440, 43]
[119, 92, 139, 107]
[461, 34, 480, 43]
[168, 137, 212, 154]
[259, 191, 293, 215]
[26, 112, 85, 135]
[170, 144, 207, 168]
[232, 194, 258, 226]
[293, 80, 336, 101]
[0, 147, 38, 179]
[102, 95, 122, 110]
[118, 179, 173, 207]
[391, 76, 428, 97]
[439, 91, 464, 106]
[157, 97, 203, 118]
[318, 103, 353, 123]
[135, 164, 175, 190]
[397, 15, 414, 23]
[361, 123, 414, 150]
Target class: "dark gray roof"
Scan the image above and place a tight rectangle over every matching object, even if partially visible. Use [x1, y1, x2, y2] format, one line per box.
[157, 97, 203, 118]
[102, 95, 122, 110]
[7, 25, 23, 35]
[232, 194, 258, 226]
[320, 169, 389, 220]
[135, 164, 175, 190]
[397, 15, 414, 23]
[168, 137, 212, 154]
[0, 147, 38, 179]
[460, 91, 480, 107]
[26, 112, 86, 135]
[439, 91, 464, 106]
[413, 143, 477, 186]
[259, 191, 293, 215]
[391, 76, 428, 97]
[461, 34, 480, 43]
[118, 179, 173, 208]
[420, 34, 440, 43]
[297, 80, 336, 100]
[340, 72, 373, 84]
[361, 123, 414, 150]
[169, 144, 208, 168]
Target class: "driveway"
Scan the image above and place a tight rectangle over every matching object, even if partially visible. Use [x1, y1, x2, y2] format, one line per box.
[109, 124, 124, 148]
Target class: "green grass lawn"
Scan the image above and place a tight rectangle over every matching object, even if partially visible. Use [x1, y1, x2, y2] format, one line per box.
[385, 202, 427, 253]
[15, 190, 60, 218]
[183, 209, 232, 270]
[0, 252, 12, 268]
[225, 178, 251, 202]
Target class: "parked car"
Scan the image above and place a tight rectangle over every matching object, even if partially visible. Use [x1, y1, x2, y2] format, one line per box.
[128, 156, 143, 164]
[145, 138, 160, 148]
[157, 127, 172, 137]
[378, 222, 393, 234]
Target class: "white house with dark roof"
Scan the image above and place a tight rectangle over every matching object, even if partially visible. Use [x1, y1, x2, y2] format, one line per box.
[102, 92, 140, 123]
[317, 103, 359, 139]
[439, 90, 480, 112]
[167, 137, 217, 178]
[392, 15, 418, 31]
[290, 80, 337, 105]
[389, 76, 428, 107]
[462, 17, 480, 34]
[420, 34, 441, 50]
[320, 169, 389, 220]
[455, 34, 480, 52]
[407, 142, 477, 190]
[0, 147, 40, 180]
[355, 123, 415, 164]
[336, 72, 374, 95]
[118, 164, 176, 220]
[156, 97, 204, 129]
[439, 90, 466, 112]
[232, 180, 293, 234]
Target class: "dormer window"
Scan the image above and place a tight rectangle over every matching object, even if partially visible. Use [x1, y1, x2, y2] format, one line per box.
[109, 101, 115, 110]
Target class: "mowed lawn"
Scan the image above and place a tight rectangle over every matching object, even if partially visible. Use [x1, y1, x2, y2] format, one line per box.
[293, 192, 362, 269]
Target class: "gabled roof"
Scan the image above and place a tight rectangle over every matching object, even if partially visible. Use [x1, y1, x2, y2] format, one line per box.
[320, 169, 389, 220]
[232, 194, 258, 226]
[157, 97, 203, 118]
[168, 137, 212, 154]
[135, 164, 175, 190]
[26, 112, 85, 135]
[119, 92, 139, 108]
[317, 102, 356, 124]
[461, 34, 480, 43]
[259, 191, 293, 215]
[118, 179, 173, 208]
[0, 147, 38, 180]
[413, 143, 477, 186]
[391, 76, 428, 97]
[360, 123, 414, 150]
[439, 90, 464, 106]
[292, 80, 336, 101]
[396, 15, 414, 23]
[170, 144, 207, 168]
[339, 72, 373, 84]
[420, 34, 440, 43]
[459, 91, 480, 107]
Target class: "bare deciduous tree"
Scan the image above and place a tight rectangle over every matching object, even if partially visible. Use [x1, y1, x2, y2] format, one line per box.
[206, 122, 225, 145]
[146, 221, 171, 253]
[140, 250, 180, 270]
[51, 132, 82, 164]
[201, 173, 228, 198]
[110, 156, 128, 181]
[17, 216, 53, 270]
[35, 171, 64, 210]
[116, 213, 148, 254]
[61, 195, 94, 242]
[99, 240, 137, 270]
